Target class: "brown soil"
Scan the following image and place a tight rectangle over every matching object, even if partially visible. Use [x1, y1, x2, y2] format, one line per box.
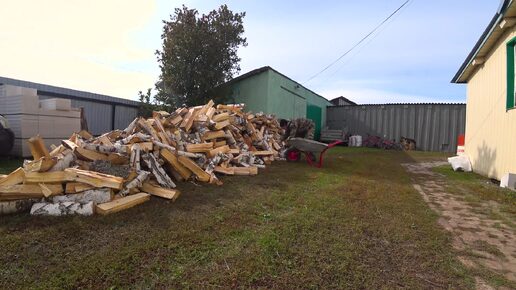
[403, 162, 516, 289]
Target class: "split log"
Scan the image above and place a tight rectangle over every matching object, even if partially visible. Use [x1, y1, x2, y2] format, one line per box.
[214, 166, 234, 175]
[0, 168, 25, 186]
[96, 192, 150, 215]
[119, 170, 150, 196]
[64, 168, 124, 190]
[75, 147, 109, 161]
[50, 150, 74, 171]
[177, 156, 211, 182]
[25, 171, 68, 184]
[186, 143, 213, 153]
[0, 184, 63, 201]
[141, 182, 180, 201]
[23, 157, 56, 172]
[142, 154, 176, 188]
[31, 201, 94, 216]
[119, 133, 151, 145]
[130, 144, 141, 171]
[65, 182, 95, 193]
[232, 166, 259, 176]
[28, 135, 50, 160]
[160, 148, 192, 180]
[203, 130, 226, 140]
[152, 140, 203, 158]
[82, 143, 124, 154]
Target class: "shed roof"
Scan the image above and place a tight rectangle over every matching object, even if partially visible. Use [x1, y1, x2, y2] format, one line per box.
[330, 96, 357, 105]
[452, 0, 516, 83]
[222, 66, 331, 105]
[0, 76, 139, 107]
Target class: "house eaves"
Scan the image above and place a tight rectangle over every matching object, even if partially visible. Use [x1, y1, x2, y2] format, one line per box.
[452, 0, 515, 83]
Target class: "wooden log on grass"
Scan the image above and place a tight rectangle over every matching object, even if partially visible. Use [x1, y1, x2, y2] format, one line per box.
[96, 192, 150, 215]
[140, 182, 180, 201]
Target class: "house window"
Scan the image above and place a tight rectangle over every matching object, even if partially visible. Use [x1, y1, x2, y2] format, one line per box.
[506, 37, 516, 109]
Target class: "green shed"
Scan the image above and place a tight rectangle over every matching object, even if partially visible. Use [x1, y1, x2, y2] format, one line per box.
[216, 66, 332, 140]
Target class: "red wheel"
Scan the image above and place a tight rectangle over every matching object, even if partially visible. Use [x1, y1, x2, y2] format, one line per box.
[286, 149, 301, 162]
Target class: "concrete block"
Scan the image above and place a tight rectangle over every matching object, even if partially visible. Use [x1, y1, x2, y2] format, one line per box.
[40, 98, 71, 111]
[0, 94, 39, 114]
[500, 173, 516, 189]
[2, 85, 37, 97]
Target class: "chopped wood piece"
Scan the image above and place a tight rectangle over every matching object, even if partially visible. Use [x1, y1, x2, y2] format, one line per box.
[119, 170, 149, 196]
[49, 144, 65, 157]
[141, 182, 181, 200]
[25, 171, 68, 183]
[203, 130, 225, 140]
[208, 145, 230, 158]
[96, 192, 150, 215]
[177, 156, 211, 182]
[64, 168, 124, 190]
[23, 157, 56, 172]
[0, 184, 63, 201]
[65, 182, 95, 193]
[160, 148, 192, 180]
[212, 112, 230, 122]
[214, 166, 234, 175]
[77, 130, 94, 140]
[61, 139, 78, 151]
[0, 168, 25, 186]
[75, 147, 109, 161]
[251, 150, 275, 156]
[39, 183, 53, 197]
[186, 143, 213, 153]
[142, 154, 176, 188]
[232, 166, 258, 176]
[214, 120, 230, 130]
[28, 135, 50, 160]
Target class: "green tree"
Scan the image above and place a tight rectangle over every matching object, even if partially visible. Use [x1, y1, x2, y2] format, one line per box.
[137, 88, 170, 118]
[156, 5, 247, 107]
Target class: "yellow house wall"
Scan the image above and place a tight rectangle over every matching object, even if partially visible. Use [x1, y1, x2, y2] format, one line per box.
[466, 28, 516, 180]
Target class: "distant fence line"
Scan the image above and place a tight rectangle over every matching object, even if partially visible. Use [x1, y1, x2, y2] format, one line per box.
[326, 104, 466, 152]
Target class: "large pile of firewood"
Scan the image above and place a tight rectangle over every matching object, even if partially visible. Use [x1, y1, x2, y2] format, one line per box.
[0, 101, 285, 216]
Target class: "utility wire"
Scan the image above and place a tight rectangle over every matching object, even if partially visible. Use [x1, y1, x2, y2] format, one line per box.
[313, 0, 413, 87]
[303, 0, 411, 84]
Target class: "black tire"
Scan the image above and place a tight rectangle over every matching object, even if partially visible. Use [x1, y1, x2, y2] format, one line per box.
[0, 128, 14, 155]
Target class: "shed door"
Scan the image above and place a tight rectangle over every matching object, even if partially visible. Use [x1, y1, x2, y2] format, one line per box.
[306, 104, 322, 140]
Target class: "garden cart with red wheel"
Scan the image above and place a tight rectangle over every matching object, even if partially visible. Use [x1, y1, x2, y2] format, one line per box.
[284, 137, 343, 168]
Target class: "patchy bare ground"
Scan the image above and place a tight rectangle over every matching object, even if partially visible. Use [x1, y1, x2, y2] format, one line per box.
[403, 161, 516, 289]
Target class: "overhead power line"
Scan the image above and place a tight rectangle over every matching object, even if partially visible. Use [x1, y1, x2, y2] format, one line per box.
[303, 0, 411, 84]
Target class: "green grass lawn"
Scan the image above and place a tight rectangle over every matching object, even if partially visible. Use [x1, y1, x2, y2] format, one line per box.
[0, 148, 474, 288]
[0, 157, 23, 175]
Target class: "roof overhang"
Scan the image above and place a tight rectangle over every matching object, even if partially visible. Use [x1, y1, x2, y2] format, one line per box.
[452, 0, 516, 83]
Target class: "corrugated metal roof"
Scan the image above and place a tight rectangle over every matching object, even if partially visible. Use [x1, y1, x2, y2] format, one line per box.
[0, 76, 139, 107]
[328, 102, 466, 108]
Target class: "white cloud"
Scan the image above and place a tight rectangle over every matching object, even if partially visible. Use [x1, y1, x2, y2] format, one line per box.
[0, 0, 159, 99]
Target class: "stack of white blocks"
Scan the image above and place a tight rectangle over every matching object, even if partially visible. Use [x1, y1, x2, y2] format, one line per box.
[0, 85, 81, 157]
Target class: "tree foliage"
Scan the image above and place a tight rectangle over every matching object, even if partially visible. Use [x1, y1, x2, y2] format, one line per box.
[156, 5, 247, 107]
[137, 88, 170, 118]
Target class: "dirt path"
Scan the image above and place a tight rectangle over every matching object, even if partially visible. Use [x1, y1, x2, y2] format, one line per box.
[402, 162, 516, 289]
